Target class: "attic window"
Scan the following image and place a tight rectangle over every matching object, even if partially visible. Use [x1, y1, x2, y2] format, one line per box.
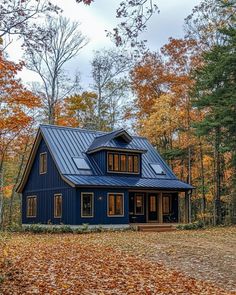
[150, 164, 165, 175]
[73, 157, 90, 170]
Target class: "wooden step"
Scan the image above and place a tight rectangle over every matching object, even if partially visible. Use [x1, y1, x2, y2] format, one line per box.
[137, 224, 177, 232]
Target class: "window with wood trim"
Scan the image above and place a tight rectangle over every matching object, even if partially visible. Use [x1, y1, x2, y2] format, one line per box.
[163, 194, 172, 214]
[81, 193, 94, 217]
[107, 153, 139, 174]
[54, 194, 62, 218]
[108, 193, 124, 216]
[27, 196, 37, 217]
[134, 194, 144, 215]
[39, 152, 47, 174]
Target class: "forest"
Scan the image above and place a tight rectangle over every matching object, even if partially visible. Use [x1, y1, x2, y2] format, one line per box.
[0, 0, 236, 228]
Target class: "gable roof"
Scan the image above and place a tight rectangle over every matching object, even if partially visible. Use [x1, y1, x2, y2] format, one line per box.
[17, 124, 193, 192]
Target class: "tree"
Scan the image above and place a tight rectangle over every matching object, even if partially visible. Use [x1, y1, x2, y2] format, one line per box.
[24, 16, 88, 124]
[90, 49, 132, 130]
[192, 26, 236, 224]
[0, 0, 61, 48]
[57, 91, 97, 128]
[0, 52, 40, 226]
[77, 0, 159, 50]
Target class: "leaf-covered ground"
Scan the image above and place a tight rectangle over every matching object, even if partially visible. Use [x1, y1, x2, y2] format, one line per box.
[0, 227, 235, 294]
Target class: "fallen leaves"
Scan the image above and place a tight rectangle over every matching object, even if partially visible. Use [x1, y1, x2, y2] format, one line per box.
[0, 227, 235, 294]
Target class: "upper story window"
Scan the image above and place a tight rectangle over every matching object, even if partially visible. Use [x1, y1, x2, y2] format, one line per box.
[39, 152, 47, 174]
[107, 152, 139, 174]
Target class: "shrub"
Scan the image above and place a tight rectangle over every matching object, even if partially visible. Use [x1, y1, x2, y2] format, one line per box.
[176, 220, 205, 230]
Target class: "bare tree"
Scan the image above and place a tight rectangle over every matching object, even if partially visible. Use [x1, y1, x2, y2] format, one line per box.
[91, 49, 132, 130]
[25, 16, 88, 124]
[0, 0, 61, 49]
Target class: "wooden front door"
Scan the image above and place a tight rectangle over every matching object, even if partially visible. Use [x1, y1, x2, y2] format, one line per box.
[148, 194, 158, 221]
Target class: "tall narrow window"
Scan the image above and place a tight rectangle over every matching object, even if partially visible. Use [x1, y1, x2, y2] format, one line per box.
[133, 155, 139, 173]
[120, 154, 127, 172]
[81, 193, 94, 217]
[114, 154, 119, 171]
[150, 195, 156, 212]
[163, 194, 172, 214]
[128, 155, 133, 172]
[108, 153, 113, 171]
[39, 152, 47, 174]
[134, 194, 144, 215]
[54, 194, 62, 218]
[108, 193, 124, 216]
[27, 196, 37, 217]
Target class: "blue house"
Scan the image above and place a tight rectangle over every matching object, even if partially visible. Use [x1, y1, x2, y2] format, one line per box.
[17, 124, 193, 227]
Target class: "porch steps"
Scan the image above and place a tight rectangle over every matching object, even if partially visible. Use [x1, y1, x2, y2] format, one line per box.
[135, 224, 177, 232]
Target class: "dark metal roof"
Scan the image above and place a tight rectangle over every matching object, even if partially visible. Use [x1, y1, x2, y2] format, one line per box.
[64, 175, 193, 190]
[24, 124, 192, 191]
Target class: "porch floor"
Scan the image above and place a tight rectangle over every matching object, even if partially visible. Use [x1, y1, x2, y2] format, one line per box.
[131, 223, 178, 232]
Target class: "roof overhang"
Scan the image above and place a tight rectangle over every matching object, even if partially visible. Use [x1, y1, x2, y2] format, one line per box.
[87, 147, 147, 155]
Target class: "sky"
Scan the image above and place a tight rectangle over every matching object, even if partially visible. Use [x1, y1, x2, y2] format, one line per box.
[7, 0, 201, 89]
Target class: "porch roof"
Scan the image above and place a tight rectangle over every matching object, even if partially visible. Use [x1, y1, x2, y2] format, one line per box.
[64, 175, 193, 191]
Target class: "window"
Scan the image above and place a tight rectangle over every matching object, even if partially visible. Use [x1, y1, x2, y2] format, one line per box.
[81, 193, 94, 217]
[73, 157, 90, 170]
[27, 196, 37, 217]
[163, 194, 172, 214]
[107, 153, 139, 174]
[150, 163, 165, 175]
[150, 195, 156, 212]
[108, 193, 124, 216]
[134, 194, 144, 215]
[120, 154, 127, 172]
[54, 194, 62, 218]
[39, 153, 47, 174]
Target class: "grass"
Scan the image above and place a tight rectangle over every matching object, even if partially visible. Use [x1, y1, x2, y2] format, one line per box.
[0, 226, 235, 294]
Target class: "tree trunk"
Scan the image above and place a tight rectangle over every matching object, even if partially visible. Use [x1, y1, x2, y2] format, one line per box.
[199, 141, 206, 214]
[214, 126, 222, 225]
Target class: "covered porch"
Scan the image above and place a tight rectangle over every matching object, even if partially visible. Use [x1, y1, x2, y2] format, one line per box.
[129, 190, 191, 224]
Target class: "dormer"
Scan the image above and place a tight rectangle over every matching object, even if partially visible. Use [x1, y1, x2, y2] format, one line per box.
[87, 129, 147, 176]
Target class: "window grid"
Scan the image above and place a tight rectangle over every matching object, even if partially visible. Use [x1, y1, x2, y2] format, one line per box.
[27, 196, 37, 217]
[107, 193, 124, 216]
[107, 152, 139, 174]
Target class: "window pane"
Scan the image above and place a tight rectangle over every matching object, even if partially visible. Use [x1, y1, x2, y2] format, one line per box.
[54, 195, 62, 218]
[108, 153, 113, 171]
[120, 155, 127, 172]
[27, 196, 37, 217]
[40, 153, 47, 174]
[128, 156, 133, 172]
[135, 194, 144, 214]
[82, 193, 93, 217]
[163, 195, 171, 214]
[150, 196, 156, 212]
[133, 156, 139, 173]
[108, 194, 115, 215]
[115, 194, 123, 215]
[114, 154, 119, 171]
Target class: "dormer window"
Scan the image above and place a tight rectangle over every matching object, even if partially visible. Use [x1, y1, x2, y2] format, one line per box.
[39, 152, 47, 174]
[107, 152, 139, 174]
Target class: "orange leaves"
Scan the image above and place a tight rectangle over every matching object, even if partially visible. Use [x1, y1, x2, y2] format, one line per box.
[0, 231, 235, 294]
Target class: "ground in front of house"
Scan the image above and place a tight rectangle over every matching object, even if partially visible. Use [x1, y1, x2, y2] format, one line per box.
[0, 227, 235, 294]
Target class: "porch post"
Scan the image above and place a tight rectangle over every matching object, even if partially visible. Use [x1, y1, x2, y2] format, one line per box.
[158, 192, 163, 223]
[184, 190, 192, 223]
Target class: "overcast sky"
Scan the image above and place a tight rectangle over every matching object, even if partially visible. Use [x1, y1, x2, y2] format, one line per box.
[7, 0, 201, 88]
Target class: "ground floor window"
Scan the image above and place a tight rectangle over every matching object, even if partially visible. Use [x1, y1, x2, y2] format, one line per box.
[108, 193, 124, 216]
[27, 196, 37, 217]
[162, 194, 172, 214]
[81, 193, 94, 217]
[134, 193, 144, 215]
[54, 194, 62, 218]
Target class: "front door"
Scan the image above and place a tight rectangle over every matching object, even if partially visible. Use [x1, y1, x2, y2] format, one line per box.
[148, 194, 158, 221]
